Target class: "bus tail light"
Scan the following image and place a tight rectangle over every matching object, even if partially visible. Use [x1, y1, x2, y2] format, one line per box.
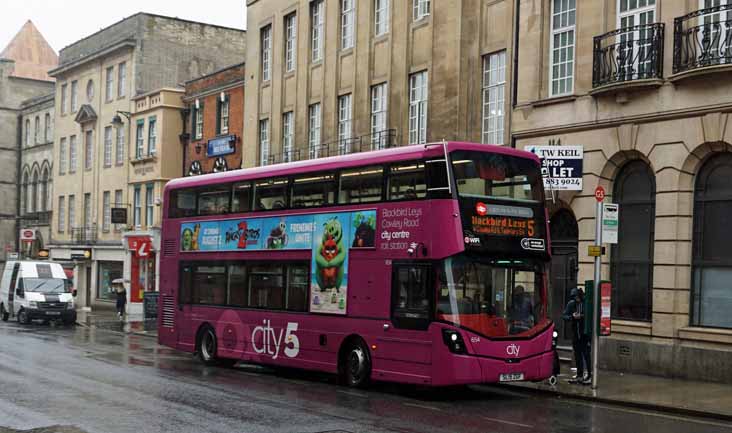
[442, 329, 466, 354]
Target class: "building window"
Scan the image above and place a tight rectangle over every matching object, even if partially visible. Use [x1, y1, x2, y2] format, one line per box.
[611, 160, 655, 322]
[261, 25, 272, 82]
[409, 71, 428, 145]
[61, 84, 67, 115]
[134, 186, 141, 228]
[371, 83, 388, 149]
[68, 195, 75, 231]
[550, 0, 576, 96]
[375, 0, 390, 36]
[98, 261, 123, 301]
[136, 121, 145, 159]
[84, 130, 93, 170]
[114, 190, 123, 231]
[482, 51, 506, 145]
[70, 80, 78, 112]
[69, 135, 77, 173]
[308, 103, 322, 159]
[34, 116, 40, 144]
[44, 113, 51, 142]
[102, 191, 111, 232]
[311, 0, 325, 62]
[59, 137, 67, 175]
[83, 193, 91, 229]
[41, 168, 49, 211]
[259, 119, 270, 166]
[86, 80, 94, 102]
[58, 196, 65, 233]
[692, 153, 732, 329]
[341, 0, 355, 50]
[283, 112, 294, 163]
[105, 66, 114, 102]
[193, 105, 204, 140]
[285, 13, 297, 73]
[413, 0, 431, 21]
[21, 172, 28, 215]
[146, 183, 154, 228]
[617, 0, 656, 80]
[218, 99, 229, 135]
[338, 94, 352, 155]
[148, 117, 157, 156]
[25, 119, 30, 147]
[31, 170, 38, 213]
[103, 126, 113, 167]
[118, 62, 127, 98]
[115, 127, 124, 165]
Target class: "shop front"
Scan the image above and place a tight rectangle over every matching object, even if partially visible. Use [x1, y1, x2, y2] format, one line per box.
[123, 232, 159, 315]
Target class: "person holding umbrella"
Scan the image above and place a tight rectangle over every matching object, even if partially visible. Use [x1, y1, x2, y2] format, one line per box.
[112, 278, 127, 321]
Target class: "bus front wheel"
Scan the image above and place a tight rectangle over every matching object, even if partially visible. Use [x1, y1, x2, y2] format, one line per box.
[196, 326, 236, 367]
[340, 340, 371, 388]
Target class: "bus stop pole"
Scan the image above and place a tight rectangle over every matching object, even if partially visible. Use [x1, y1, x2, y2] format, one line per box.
[592, 200, 602, 390]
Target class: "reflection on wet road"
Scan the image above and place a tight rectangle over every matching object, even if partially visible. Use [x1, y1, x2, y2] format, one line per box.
[0, 322, 729, 433]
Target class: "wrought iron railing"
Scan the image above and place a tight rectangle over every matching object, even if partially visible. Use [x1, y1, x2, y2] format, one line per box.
[265, 129, 398, 166]
[71, 224, 97, 245]
[22, 211, 51, 225]
[593, 23, 665, 88]
[673, 5, 732, 74]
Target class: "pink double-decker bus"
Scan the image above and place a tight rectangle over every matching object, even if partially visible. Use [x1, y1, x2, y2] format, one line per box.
[158, 141, 557, 387]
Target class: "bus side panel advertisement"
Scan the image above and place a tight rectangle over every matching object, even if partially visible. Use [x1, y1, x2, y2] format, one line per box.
[310, 213, 351, 315]
[180, 221, 222, 252]
[219, 219, 264, 250]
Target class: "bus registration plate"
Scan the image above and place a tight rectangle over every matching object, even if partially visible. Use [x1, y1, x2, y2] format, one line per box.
[499, 373, 524, 382]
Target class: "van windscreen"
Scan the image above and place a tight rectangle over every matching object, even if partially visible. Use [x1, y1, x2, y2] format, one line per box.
[23, 278, 67, 294]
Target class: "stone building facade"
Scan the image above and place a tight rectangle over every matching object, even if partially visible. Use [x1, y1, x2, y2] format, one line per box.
[244, 0, 516, 167]
[18, 93, 55, 258]
[0, 21, 57, 265]
[48, 13, 246, 310]
[183, 62, 246, 176]
[513, 0, 732, 382]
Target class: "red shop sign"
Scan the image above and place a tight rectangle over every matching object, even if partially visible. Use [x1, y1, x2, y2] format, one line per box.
[127, 236, 152, 258]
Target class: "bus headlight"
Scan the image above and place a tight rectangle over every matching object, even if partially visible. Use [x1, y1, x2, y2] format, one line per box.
[552, 330, 558, 348]
[442, 329, 467, 354]
[553, 331, 558, 339]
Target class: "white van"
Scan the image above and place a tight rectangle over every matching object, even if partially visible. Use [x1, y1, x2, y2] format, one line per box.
[0, 261, 76, 325]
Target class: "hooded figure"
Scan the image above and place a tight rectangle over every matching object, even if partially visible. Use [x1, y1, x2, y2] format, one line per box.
[112, 278, 127, 320]
[562, 288, 592, 384]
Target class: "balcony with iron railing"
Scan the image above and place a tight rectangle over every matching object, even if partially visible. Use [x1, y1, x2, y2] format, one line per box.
[265, 129, 398, 166]
[71, 224, 98, 245]
[592, 23, 665, 95]
[21, 211, 51, 226]
[673, 4, 732, 80]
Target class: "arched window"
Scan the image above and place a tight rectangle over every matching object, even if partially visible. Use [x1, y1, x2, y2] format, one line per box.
[40, 167, 49, 211]
[44, 113, 51, 142]
[611, 160, 655, 321]
[25, 119, 30, 146]
[31, 170, 39, 214]
[34, 116, 40, 144]
[692, 153, 732, 329]
[21, 171, 29, 215]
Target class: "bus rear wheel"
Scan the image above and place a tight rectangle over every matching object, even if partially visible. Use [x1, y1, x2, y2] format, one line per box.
[340, 341, 371, 388]
[196, 326, 236, 367]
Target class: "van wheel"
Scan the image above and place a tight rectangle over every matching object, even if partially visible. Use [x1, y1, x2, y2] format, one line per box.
[17, 309, 29, 325]
[340, 340, 371, 388]
[1, 304, 8, 322]
[196, 326, 236, 367]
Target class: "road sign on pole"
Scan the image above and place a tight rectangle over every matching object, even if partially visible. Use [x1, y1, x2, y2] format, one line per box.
[602, 203, 619, 244]
[592, 186, 603, 390]
[594, 185, 605, 202]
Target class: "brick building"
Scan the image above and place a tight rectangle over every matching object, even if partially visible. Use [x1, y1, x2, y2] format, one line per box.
[183, 62, 246, 176]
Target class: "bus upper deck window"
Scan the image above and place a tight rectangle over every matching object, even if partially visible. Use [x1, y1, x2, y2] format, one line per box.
[255, 178, 289, 210]
[388, 162, 426, 201]
[339, 166, 383, 204]
[198, 188, 230, 215]
[232, 182, 253, 213]
[169, 190, 196, 218]
[292, 173, 336, 208]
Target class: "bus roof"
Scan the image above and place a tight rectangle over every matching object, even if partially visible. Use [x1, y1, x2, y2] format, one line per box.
[166, 141, 539, 191]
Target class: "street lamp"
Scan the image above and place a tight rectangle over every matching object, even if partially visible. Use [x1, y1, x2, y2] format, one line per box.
[111, 111, 132, 126]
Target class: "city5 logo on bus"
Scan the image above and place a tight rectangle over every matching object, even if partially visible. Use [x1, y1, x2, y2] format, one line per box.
[506, 343, 521, 357]
[251, 320, 300, 360]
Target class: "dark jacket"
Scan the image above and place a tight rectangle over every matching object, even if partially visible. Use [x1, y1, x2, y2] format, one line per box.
[562, 289, 587, 341]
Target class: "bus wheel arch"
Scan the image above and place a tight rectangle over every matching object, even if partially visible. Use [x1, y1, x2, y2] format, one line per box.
[195, 323, 236, 367]
[338, 334, 372, 388]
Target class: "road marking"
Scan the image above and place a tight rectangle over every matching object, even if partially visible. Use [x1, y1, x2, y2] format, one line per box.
[336, 390, 369, 398]
[480, 416, 533, 429]
[569, 400, 732, 429]
[403, 402, 443, 411]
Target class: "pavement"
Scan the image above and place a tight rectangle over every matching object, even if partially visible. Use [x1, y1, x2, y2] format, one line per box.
[77, 308, 732, 423]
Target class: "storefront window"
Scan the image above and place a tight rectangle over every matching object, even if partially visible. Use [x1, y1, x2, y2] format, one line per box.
[98, 261, 123, 300]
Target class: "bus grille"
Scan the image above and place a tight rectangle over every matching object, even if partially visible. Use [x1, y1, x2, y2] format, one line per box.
[162, 239, 177, 257]
[161, 296, 175, 328]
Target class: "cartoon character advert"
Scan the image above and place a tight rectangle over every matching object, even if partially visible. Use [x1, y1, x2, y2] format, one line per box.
[310, 214, 350, 315]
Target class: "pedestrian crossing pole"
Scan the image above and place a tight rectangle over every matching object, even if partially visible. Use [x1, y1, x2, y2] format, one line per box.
[592, 186, 604, 390]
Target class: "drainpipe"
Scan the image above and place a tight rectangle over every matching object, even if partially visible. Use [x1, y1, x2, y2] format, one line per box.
[15, 113, 22, 257]
[509, 0, 522, 149]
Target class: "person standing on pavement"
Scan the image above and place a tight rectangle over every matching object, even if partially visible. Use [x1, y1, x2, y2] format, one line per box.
[112, 278, 127, 321]
[563, 288, 592, 384]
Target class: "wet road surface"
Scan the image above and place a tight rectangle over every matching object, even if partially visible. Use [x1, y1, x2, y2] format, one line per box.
[0, 321, 730, 433]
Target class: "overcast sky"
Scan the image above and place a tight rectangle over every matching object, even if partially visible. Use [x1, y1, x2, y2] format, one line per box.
[0, 0, 247, 53]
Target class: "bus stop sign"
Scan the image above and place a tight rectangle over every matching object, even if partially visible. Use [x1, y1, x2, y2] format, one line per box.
[594, 186, 605, 202]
